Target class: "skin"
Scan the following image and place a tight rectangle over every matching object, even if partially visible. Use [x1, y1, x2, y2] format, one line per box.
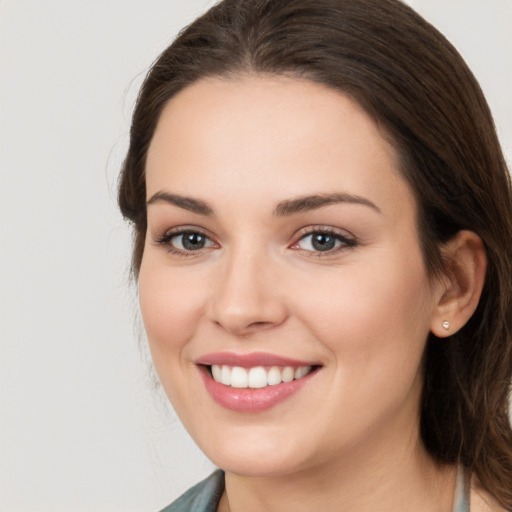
[139, 75, 488, 511]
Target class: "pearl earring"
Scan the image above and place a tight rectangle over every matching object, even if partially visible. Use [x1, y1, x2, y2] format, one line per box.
[442, 321, 450, 330]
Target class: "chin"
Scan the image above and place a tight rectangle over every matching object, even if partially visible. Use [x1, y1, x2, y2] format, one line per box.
[210, 450, 307, 478]
[194, 423, 321, 478]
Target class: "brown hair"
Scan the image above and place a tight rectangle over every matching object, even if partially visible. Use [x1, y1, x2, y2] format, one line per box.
[118, 0, 512, 505]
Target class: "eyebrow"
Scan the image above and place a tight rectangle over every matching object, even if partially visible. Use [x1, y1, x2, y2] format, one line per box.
[274, 193, 381, 216]
[146, 191, 381, 217]
[146, 191, 214, 216]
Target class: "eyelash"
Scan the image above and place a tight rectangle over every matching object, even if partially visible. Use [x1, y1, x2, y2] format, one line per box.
[292, 227, 357, 256]
[154, 226, 357, 257]
[155, 228, 216, 257]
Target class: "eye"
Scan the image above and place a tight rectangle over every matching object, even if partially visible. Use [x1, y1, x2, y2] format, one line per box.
[172, 232, 213, 251]
[156, 229, 216, 254]
[292, 229, 356, 254]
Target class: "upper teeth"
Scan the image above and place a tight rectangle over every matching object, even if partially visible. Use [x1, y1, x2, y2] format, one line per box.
[211, 365, 312, 389]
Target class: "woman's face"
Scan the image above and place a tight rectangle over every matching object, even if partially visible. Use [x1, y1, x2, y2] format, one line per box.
[139, 76, 444, 477]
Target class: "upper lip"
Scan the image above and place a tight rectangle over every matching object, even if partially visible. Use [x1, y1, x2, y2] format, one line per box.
[195, 351, 321, 368]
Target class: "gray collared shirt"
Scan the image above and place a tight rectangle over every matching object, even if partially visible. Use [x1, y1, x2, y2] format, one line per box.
[160, 467, 470, 512]
[160, 470, 224, 512]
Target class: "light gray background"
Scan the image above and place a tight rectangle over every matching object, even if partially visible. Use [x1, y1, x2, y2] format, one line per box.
[1, 1, 511, 511]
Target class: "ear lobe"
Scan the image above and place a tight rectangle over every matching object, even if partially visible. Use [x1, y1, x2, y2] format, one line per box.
[430, 230, 487, 338]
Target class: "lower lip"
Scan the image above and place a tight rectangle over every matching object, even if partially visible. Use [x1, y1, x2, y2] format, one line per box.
[199, 366, 317, 413]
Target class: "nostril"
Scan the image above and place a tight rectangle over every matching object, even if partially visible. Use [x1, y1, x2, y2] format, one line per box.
[247, 321, 273, 329]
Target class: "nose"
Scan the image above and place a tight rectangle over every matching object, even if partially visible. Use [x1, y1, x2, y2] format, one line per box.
[207, 249, 288, 336]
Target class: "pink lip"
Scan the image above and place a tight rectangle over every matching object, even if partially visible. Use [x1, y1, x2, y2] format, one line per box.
[195, 351, 319, 368]
[195, 352, 321, 413]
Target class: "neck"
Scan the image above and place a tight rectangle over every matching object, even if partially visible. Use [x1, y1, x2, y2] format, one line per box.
[219, 426, 457, 512]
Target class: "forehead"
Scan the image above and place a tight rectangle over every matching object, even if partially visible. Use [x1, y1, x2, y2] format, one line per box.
[145, 75, 414, 218]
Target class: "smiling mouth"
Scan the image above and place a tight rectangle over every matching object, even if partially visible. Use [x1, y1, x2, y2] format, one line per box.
[198, 360, 321, 412]
[196, 352, 322, 412]
[206, 364, 319, 389]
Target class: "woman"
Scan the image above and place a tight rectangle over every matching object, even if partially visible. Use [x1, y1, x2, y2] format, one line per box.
[118, 0, 512, 510]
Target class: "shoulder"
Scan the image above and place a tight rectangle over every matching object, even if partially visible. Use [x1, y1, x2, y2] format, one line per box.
[159, 470, 225, 512]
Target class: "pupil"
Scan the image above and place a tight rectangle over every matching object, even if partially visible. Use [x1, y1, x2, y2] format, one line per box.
[312, 233, 335, 251]
[182, 233, 205, 250]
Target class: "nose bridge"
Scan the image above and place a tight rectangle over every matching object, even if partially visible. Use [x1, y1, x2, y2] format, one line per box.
[209, 242, 286, 334]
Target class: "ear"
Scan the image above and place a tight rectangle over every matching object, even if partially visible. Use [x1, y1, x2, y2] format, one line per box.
[430, 230, 487, 338]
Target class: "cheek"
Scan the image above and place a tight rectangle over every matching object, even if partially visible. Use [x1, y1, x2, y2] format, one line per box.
[296, 252, 433, 370]
[138, 260, 205, 365]
[292, 255, 433, 444]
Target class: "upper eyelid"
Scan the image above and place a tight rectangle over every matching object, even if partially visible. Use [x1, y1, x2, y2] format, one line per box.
[154, 225, 214, 240]
[293, 225, 356, 240]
